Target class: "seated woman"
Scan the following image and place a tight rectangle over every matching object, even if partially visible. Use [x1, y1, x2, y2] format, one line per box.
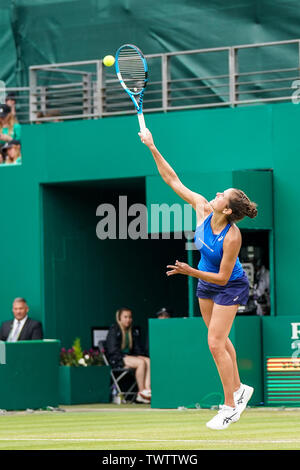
[106, 307, 151, 403]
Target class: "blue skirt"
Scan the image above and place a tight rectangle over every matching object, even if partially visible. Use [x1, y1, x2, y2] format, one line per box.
[196, 271, 249, 306]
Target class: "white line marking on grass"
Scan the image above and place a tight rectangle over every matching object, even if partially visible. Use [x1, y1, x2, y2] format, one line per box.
[0, 438, 300, 444]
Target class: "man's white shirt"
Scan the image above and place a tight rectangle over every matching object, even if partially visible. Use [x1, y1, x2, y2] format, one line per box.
[7, 316, 28, 342]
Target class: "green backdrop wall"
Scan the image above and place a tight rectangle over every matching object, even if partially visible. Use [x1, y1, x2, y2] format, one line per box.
[0, 102, 299, 349]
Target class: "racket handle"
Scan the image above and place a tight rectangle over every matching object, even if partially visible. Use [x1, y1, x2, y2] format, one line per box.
[138, 113, 146, 134]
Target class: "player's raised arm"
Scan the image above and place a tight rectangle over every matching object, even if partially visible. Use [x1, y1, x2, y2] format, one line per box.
[139, 128, 209, 212]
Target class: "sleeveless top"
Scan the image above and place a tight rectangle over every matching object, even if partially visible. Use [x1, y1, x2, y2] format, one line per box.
[194, 213, 243, 281]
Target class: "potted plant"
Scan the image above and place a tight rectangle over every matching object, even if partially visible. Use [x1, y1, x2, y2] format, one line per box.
[59, 338, 111, 405]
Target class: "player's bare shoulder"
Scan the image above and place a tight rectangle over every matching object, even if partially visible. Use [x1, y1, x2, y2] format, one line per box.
[195, 197, 213, 226]
[225, 223, 242, 248]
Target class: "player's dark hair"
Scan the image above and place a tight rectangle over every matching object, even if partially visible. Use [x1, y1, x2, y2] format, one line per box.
[227, 189, 258, 224]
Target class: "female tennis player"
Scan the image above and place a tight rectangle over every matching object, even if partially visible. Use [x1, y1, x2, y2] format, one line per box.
[139, 128, 257, 430]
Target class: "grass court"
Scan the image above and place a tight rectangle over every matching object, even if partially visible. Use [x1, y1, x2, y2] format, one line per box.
[0, 404, 299, 451]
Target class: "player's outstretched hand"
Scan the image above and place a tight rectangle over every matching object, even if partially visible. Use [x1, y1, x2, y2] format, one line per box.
[166, 260, 193, 277]
[138, 128, 154, 148]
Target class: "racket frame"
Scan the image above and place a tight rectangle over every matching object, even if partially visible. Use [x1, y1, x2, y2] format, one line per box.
[115, 44, 148, 133]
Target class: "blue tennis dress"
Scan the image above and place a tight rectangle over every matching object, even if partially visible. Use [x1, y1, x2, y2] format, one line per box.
[194, 213, 249, 306]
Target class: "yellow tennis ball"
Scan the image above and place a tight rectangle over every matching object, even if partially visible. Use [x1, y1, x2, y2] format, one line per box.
[103, 55, 115, 67]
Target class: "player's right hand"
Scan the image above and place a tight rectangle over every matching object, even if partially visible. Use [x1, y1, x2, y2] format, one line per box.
[138, 128, 154, 148]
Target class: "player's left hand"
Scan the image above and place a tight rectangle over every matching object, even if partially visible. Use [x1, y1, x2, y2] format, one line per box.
[166, 260, 193, 276]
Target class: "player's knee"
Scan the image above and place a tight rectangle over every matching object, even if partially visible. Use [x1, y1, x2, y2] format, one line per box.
[208, 336, 224, 357]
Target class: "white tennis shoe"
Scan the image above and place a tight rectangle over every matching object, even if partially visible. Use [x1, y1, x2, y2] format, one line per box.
[206, 405, 240, 430]
[234, 384, 254, 414]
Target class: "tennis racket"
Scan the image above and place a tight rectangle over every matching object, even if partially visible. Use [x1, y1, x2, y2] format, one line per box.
[115, 44, 148, 133]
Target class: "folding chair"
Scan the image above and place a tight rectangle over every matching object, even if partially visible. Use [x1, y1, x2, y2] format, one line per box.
[98, 340, 137, 403]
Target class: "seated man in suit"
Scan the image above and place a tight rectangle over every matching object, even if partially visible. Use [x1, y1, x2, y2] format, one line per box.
[0, 297, 43, 342]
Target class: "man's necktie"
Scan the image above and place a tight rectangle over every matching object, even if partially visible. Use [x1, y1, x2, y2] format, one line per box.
[10, 321, 21, 342]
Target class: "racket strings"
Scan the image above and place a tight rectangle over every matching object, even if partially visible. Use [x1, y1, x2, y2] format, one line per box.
[118, 47, 146, 93]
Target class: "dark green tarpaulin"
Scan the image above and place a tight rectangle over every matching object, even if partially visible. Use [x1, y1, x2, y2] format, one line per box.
[1, 0, 300, 87]
[0, 0, 18, 86]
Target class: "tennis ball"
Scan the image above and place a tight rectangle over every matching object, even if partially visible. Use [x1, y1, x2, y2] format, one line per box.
[103, 55, 115, 67]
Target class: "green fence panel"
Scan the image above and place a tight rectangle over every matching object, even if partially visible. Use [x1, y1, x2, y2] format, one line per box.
[0, 340, 60, 410]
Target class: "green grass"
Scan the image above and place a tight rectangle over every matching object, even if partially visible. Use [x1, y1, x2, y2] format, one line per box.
[0, 404, 299, 450]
